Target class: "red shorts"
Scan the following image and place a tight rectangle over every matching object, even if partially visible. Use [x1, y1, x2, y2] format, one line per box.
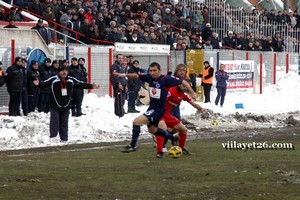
[161, 111, 181, 128]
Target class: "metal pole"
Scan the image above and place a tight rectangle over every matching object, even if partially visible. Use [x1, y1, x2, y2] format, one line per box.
[273, 53, 276, 84]
[87, 47, 91, 93]
[65, 46, 69, 61]
[260, 53, 263, 94]
[286, 53, 289, 73]
[109, 48, 113, 97]
[11, 39, 15, 65]
[216, 52, 220, 71]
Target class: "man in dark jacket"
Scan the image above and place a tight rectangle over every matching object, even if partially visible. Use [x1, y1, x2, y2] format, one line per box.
[67, 14, 81, 43]
[20, 58, 28, 116]
[215, 64, 229, 107]
[34, 65, 99, 142]
[222, 31, 237, 49]
[127, 60, 142, 113]
[208, 31, 220, 49]
[27, 60, 40, 113]
[38, 58, 52, 113]
[3, 18, 19, 29]
[51, 60, 60, 75]
[31, 19, 49, 45]
[110, 54, 127, 117]
[4, 57, 24, 116]
[68, 57, 87, 117]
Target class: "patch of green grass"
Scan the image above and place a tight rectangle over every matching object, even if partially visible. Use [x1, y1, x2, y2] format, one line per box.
[0, 138, 299, 200]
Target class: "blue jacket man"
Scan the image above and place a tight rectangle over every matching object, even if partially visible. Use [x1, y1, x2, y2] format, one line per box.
[215, 64, 229, 107]
[110, 54, 127, 117]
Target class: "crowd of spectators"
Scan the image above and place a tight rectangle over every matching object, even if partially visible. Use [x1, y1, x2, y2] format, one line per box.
[1, 0, 300, 52]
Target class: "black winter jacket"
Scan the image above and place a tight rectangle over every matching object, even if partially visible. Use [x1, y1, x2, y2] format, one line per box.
[5, 64, 24, 93]
[69, 64, 87, 82]
[127, 67, 142, 92]
[27, 67, 40, 95]
[39, 64, 54, 93]
[39, 75, 93, 111]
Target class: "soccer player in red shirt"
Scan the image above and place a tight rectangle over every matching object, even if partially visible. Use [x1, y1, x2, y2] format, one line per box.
[159, 82, 207, 155]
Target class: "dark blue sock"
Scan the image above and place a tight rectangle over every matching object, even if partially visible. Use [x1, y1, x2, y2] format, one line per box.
[130, 125, 141, 147]
[164, 130, 174, 146]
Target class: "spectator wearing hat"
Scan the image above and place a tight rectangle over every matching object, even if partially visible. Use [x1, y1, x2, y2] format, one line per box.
[3, 18, 19, 28]
[38, 58, 52, 113]
[69, 57, 87, 116]
[208, 31, 221, 49]
[198, 61, 214, 103]
[32, 19, 49, 45]
[20, 58, 29, 116]
[162, 8, 171, 24]
[77, 8, 85, 22]
[0, 61, 4, 87]
[51, 60, 60, 75]
[201, 23, 213, 41]
[127, 60, 142, 113]
[4, 57, 25, 116]
[62, 59, 70, 68]
[33, 65, 99, 142]
[222, 31, 237, 49]
[27, 61, 40, 113]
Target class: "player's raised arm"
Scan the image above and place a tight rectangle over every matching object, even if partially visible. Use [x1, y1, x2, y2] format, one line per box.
[113, 72, 139, 79]
[182, 80, 196, 99]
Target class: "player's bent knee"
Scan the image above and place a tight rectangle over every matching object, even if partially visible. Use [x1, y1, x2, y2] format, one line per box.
[181, 127, 188, 134]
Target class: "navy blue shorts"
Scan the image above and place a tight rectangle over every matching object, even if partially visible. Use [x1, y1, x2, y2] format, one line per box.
[143, 107, 165, 127]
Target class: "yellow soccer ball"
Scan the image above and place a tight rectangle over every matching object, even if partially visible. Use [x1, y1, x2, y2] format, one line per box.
[211, 120, 218, 125]
[168, 146, 183, 158]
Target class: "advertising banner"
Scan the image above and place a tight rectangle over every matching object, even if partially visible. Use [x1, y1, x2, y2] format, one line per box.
[221, 60, 254, 93]
[114, 42, 170, 55]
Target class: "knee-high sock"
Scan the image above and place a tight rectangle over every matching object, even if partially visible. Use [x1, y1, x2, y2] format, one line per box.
[156, 136, 165, 153]
[178, 132, 187, 149]
[155, 128, 166, 153]
[130, 125, 141, 147]
[163, 130, 174, 146]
